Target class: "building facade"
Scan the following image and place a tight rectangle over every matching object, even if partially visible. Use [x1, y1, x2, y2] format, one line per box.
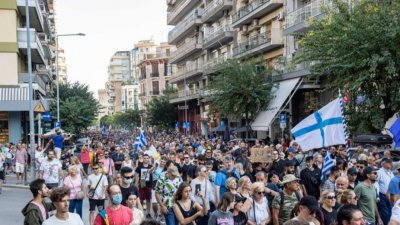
[138, 42, 174, 110]
[57, 47, 67, 84]
[97, 88, 109, 119]
[0, 0, 56, 143]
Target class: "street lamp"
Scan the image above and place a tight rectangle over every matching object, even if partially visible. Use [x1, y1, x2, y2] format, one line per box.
[56, 33, 85, 123]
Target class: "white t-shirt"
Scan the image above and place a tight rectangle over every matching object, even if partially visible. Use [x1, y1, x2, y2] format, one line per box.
[247, 198, 270, 225]
[40, 159, 62, 184]
[42, 213, 84, 225]
[35, 150, 45, 164]
[88, 173, 108, 200]
[391, 199, 400, 224]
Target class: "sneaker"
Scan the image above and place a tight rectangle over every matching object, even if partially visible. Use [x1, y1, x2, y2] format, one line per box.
[159, 216, 165, 224]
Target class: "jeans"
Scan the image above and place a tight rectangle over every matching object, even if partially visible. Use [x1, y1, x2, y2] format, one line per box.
[69, 199, 83, 218]
[378, 193, 391, 225]
[165, 207, 178, 225]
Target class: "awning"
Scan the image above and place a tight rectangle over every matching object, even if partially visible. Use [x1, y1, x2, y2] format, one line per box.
[0, 87, 49, 111]
[210, 126, 234, 132]
[251, 78, 302, 131]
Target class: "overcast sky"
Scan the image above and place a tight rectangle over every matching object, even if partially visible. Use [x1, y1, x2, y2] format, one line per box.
[56, 0, 170, 98]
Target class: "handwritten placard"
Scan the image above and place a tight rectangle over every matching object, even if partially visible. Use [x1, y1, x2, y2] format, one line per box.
[250, 147, 273, 163]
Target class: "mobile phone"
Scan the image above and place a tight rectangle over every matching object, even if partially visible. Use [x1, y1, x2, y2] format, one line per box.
[195, 184, 201, 195]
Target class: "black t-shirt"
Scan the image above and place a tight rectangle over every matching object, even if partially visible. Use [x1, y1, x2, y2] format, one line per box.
[112, 153, 125, 170]
[271, 159, 286, 175]
[300, 167, 321, 200]
[120, 184, 139, 206]
[135, 164, 152, 188]
[320, 207, 337, 225]
[233, 211, 248, 225]
[180, 164, 192, 182]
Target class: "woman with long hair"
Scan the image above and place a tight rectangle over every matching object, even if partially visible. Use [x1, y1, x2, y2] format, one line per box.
[248, 182, 271, 225]
[208, 192, 235, 225]
[125, 192, 145, 225]
[226, 177, 238, 195]
[122, 154, 134, 169]
[238, 176, 252, 199]
[320, 189, 338, 225]
[63, 165, 84, 218]
[232, 195, 248, 225]
[338, 189, 358, 206]
[70, 155, 88, 179]
[173, 182, 205, 225]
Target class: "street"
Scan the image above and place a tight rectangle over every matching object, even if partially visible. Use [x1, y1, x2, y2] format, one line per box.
[0, 177, 92, 225]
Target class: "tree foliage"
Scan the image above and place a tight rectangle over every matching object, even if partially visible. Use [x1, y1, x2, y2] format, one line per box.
[298, 0, 400, 134]
[146, 95, 177, 130]
[99, 109, 142, 130]
[52, 82, 100, 134]
[208, 59, 275, 126]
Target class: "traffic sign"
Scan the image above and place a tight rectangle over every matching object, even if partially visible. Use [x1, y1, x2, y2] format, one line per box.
[42, 111, 51, 122]
[34, 101, 46, 113]
[280, 122, 287, 129]
[54, 122, 61, 128]
[279, 114, 286, 123]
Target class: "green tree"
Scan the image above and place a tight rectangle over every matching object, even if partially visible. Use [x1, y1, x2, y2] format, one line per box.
[52, 82, 100, 134]
[112, 109, 142, 129]
[147, 96, 177, 130]
[297, 0, 400, 134]
[208, 58, 276, 139]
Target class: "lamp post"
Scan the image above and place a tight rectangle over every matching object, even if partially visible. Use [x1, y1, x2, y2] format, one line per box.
[56, 33, 85, 123]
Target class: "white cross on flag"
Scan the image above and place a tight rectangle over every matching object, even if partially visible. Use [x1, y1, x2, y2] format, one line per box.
[291, 98, 346, 151]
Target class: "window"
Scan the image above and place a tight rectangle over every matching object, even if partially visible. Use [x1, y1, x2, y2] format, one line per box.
[152, 81, 159, 95]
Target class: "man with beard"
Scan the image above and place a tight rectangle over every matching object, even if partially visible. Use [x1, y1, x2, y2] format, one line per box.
[42, 187, 84, 225]
[279, 161, 296, 181]
[321, 166, 340, 192]
[178, 153, 192, 182]
[300, 156, 321, 200]
[39, 149, 64, 189]
[111, 147, 124, 172]
[347, 167, 358, 190]
[22, 179, 54, 225]
[355, 166, 383, 225]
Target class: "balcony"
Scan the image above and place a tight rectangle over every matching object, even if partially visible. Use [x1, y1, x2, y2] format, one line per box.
[284, 0, 330, 35]
[169, 62, 204, 84]
[273, 59, 312, 81]
[150, 91, 160, 96]
[203, 25, 234, 50]
[204, 54, 232, 75]
[233, 29, 283, 58]
[17, 0, 45, 32]
[169, 38, 203, 64]
[18, 73, 51, 93]
[35, 64, 51, 77]
[202, 0, 233, 23]
[232, 0, 283, 28]
[167, 0, 199, 25]
[169, 89, 201, 104]
[151, 72, 160, 78]
[17, 28, 46, 64]
[168, 10, 202, 45]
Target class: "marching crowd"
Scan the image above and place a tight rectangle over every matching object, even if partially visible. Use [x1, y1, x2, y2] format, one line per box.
[2, 128, 400, 225]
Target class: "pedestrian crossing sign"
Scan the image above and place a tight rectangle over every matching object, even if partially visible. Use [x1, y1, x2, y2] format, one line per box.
[34, 101, 46, 113]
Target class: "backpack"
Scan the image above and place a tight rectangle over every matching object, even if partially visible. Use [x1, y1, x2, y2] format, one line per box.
[279, 191, 301, 217]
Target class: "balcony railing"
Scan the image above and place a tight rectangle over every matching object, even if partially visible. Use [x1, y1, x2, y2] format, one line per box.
[232, 0, 283, 27]
[150, 91, 160, 95]
[168, 9, 202, 44]
[233, 32, 271, 56]
[170, 38, 203, 63]
[204, 54, 232, 74]
[285, 0, 331, 30]
[170, 61, 204, 83]
[167, 0, 198, 25]
[233, 29, 283, 58]
[202, 0, 233, 23]
[151, 72, 160, 77]
[17, 0, 45, 32]
[17, 28, 46, 64]
[204, 25, 233, 45]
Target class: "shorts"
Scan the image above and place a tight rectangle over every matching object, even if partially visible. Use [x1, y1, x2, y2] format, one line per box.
[54, 147, 62, 159]
[15, 162, 25, 173]
[0, 170, 4, 180]
[139, 187, 152, 201]
[89, 199, 105, 211]
[6, 159, 12, 167]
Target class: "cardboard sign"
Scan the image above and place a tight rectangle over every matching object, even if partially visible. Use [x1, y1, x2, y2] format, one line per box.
[250, 147, 273, 163]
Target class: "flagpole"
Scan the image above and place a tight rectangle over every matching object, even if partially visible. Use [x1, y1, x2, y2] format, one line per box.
[339, 89, 350, 161]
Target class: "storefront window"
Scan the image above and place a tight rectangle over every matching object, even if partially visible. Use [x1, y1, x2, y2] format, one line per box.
[0, 112, 9, 143]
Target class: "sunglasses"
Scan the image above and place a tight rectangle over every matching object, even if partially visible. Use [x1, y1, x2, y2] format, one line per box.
[326, 195, 336, 200]
[371, 172, 378, 175]
[256, 192, 263, 195]
[93, 167, 99, 170]
[124, 175, 134, 179]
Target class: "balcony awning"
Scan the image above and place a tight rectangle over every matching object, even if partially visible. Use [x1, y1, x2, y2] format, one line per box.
[251, 77, 302, 131]
[0, 87, 49, 111]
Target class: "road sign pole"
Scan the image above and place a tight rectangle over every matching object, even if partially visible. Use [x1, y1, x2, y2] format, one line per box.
[38, 113, 41, 148]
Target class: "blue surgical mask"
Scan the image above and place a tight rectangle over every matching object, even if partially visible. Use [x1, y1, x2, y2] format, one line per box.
[112, 194, 123, 205]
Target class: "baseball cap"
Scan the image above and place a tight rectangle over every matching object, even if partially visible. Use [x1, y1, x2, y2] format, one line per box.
[299, 196, 319, 214]
[282, 174, 299, 184]
[363, 166, 378, 175]
[348, 167, 358, 175]
[288, 147, 297, 153]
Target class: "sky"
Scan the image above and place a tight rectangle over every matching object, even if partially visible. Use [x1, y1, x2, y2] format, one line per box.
[56, 0, 170, 98]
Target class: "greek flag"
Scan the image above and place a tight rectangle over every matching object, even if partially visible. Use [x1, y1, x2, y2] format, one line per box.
[134, 130, 147, 151]
[291, 98, 346, 152]
[321, 150, 335, 180]
[101, 126, 107, 137]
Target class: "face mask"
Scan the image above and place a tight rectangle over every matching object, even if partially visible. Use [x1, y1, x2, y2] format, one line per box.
[124, 178, 132, 185]
[112, 194, 123, 205]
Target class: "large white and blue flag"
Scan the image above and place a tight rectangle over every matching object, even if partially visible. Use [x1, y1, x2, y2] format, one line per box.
[321, 150, 335, 180]
[291, 98, 346, 152]
[134, 129, 147, 151]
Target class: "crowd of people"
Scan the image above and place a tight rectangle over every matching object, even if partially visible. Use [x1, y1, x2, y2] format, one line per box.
[3, 128, 400, 225]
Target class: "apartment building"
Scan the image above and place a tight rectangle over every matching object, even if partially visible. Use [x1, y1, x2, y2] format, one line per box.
[106, 51, 131, 113]
[0, 0, 56, 143]
[97, 88, 109, 119]
[138, 42, 175, 110]
[57, 47, 67, 84]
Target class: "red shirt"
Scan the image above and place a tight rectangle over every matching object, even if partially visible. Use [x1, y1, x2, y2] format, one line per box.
[80, 148, 90, 164]
[94, 205, 133, 225]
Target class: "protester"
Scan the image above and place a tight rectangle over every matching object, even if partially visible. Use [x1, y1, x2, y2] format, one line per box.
[337, 204, 366, 225]
[80, 143, 91, 175]
[22, 179, 54, 225]
[0, 150, 5, 193]
[70, 156, 88, 180]
[39, 149, 64, 189]
[40, 187, 83, 225]
[15, 143, 28, 184]
[190, 165, 214, 224]
[300, 156, 321, 200]
[248, 182, 271, 225]
[119, 166, 139, 206]
[63, 165, 84, 218]
[272, 174, 300, 225]
[215, 155, 240, 204]
[319, 189, 338, 225]
[94, 184, 133, 225]
[125, 192, 145, 225]
[173, 182, 206, 225]
[87, 164, 108, 225]
[339, 189, 358, 206]
[208, 192, 235, 225]
[135, 153, 154, 218]
[285, 196, 320, 225]
[377, 158, 394, 225]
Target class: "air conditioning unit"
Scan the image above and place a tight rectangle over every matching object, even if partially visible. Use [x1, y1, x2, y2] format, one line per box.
[277, 12, 284, 21]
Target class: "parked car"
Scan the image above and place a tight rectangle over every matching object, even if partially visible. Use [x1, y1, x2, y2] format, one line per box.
[353, 134, 393, 148]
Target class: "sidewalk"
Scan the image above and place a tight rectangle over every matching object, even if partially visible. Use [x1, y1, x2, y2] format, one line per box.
[3, 172, 34, 189]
